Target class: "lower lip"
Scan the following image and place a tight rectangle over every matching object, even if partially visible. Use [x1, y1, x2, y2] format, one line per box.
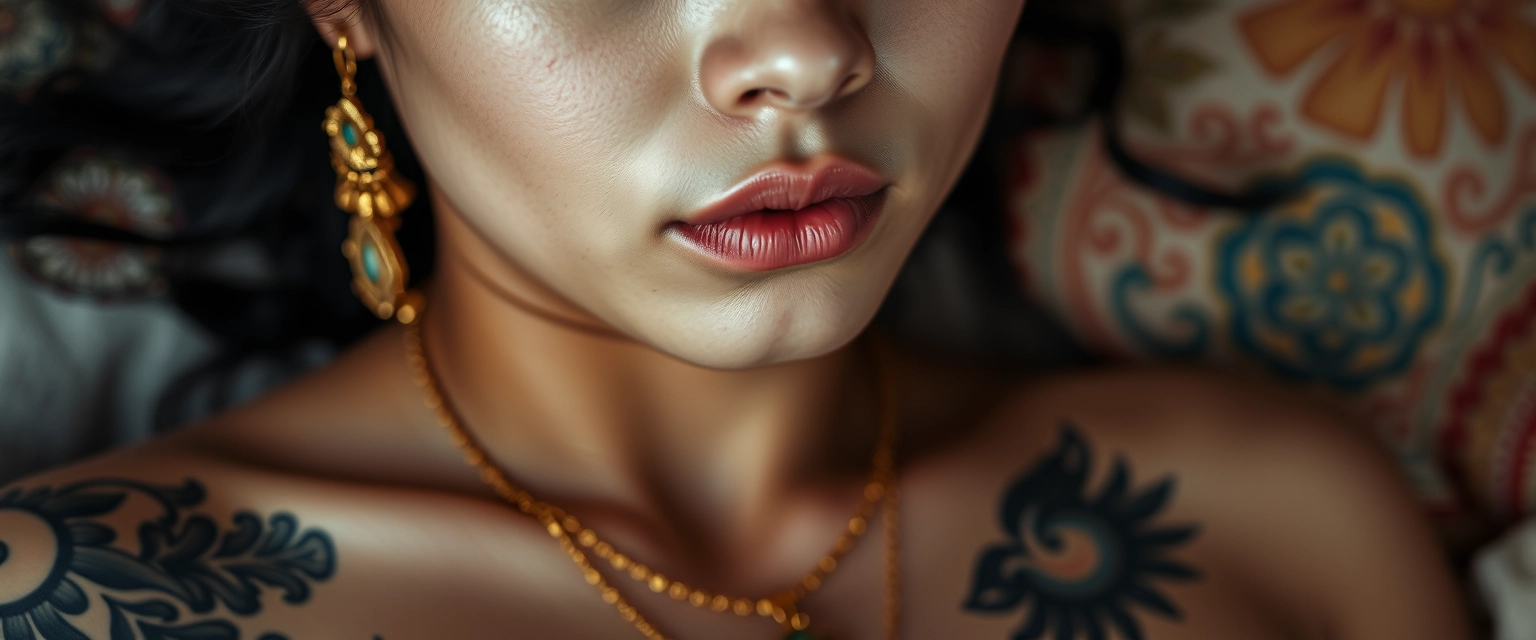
[671, 190, 887, 272]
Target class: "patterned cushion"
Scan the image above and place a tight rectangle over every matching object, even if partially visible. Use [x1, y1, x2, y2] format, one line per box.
[1006, 0, 1536, 531]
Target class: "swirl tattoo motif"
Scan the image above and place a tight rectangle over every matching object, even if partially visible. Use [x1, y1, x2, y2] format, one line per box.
[0, 478, 335, 639]
[965, 424, 1201, 640]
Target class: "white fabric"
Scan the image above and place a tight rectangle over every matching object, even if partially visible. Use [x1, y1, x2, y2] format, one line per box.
[1476, 517, 1536, 640]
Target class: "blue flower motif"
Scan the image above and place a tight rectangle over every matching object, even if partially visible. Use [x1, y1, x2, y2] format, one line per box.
[1217, 159, 1445, 389]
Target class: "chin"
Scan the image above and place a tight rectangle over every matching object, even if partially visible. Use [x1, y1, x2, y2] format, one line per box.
[635, 278, 887, 370]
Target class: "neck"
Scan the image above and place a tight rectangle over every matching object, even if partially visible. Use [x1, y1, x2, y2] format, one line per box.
[418, 195, 883, 558]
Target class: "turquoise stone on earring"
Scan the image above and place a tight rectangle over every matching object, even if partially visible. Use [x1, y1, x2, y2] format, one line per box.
[342, 122, 358, 146]
[783, 632, 818, 640]
[361, 241, 381, 283]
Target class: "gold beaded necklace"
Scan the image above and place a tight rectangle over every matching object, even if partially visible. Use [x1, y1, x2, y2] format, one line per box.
[402, 321, 902, 640]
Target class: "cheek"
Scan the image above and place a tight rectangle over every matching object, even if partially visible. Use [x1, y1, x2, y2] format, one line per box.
[874, 0, 1023, 87]
[871, 0, 1024, 157]
[472, 5, 678, 165]
[378, 1, 680, 243]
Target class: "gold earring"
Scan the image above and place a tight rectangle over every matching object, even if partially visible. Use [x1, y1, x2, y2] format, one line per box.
[323, 31, 423, 324]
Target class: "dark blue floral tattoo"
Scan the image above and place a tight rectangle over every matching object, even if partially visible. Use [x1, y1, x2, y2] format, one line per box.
[965, 424, 1202, 640]
[0, 478, 334, 639]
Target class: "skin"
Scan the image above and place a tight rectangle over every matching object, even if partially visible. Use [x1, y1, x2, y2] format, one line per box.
[0, 1, 1472, 638]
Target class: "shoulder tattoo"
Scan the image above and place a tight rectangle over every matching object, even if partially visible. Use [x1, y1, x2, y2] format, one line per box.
[0, 478, 335, 639]
[964, 423, 1202, 640]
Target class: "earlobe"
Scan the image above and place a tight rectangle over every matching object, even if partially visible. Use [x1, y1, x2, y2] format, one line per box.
[304, 0, 379, 58]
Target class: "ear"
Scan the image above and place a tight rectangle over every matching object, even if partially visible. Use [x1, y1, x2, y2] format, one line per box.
[303, 0, 380, 59]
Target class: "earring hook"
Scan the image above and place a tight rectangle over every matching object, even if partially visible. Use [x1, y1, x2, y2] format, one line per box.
[333, 31, 358, 97]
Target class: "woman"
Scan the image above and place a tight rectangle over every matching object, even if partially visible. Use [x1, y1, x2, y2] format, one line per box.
[0, 1, 1472, 638]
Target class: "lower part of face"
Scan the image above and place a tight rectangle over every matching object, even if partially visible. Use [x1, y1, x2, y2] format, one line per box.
[374, 0, 1027, 368]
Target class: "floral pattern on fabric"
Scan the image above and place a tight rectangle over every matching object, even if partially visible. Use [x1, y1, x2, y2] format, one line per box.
[11, 151, 182, 299]
[0, 0, 73, 95]
[98, 0, 142, 28]
[1436, 209, 1536, 522]
[1005, 0, 1536, 533]
[1239, 0, 1536, 157]
[1443, 281, 1536, 521]
[1007, 105, 1300, 360]
[1216, 159, 1446, 388]
[1122, 1, 1222, 134]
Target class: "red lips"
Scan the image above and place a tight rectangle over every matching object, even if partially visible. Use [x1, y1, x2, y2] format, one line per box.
[671, 156, 889, 272]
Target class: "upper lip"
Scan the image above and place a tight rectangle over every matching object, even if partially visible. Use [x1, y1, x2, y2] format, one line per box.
[680, 155, 888, 226]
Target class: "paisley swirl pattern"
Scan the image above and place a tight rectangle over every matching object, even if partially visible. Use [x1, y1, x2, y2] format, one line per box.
[1441, 258, 1536, 522]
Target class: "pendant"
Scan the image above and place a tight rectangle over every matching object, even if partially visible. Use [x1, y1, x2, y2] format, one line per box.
[342, 214, 410, 320]
[783, 632, 819, 640]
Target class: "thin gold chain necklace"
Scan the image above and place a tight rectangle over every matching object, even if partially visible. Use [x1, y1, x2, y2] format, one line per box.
[402, 321, 902, 640]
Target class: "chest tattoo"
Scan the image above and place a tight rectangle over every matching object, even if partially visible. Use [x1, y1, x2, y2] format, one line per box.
[0, 478, 334, 639]
[964, 424, 1202, 640]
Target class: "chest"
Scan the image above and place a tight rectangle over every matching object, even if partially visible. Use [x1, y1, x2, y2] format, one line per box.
[249, 493, 1299, 640]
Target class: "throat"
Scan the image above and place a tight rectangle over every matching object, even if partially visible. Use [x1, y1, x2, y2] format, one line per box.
[417, 260, 884, 561]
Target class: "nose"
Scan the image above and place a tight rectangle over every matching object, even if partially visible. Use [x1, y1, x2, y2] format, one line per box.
[700, 0, 876, 118]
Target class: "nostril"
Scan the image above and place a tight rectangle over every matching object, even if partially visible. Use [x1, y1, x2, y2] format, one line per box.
[836, 73, 862, 97]
[739, 87, 798, 109]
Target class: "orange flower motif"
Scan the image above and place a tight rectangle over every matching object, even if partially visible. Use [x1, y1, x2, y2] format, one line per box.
[1241, 0, 1536, 157]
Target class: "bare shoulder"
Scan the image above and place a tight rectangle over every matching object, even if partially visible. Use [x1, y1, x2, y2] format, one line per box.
[989, 365, 1368, 454]
[916, 364, 1471, 640]
[0, 438, 337, 639]
[0, 428, 558, 639]
[935, 364, 1427, 502]
[918, 364, 1403, 507]
[0, 326, 605, 639]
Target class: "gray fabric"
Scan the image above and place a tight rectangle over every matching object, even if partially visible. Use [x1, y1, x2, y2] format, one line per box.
[0, 257, 217, 481]
[1476, 517, 1536, 640]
